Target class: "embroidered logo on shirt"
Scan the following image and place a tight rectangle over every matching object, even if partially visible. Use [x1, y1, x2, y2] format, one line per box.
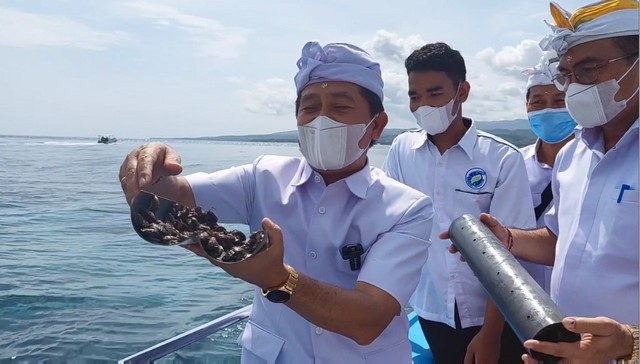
[465, 168, 487, 189]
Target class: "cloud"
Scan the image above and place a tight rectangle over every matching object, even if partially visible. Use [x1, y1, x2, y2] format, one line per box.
[476, 39, 544, 78]
[498, 81, 524, 97]
[0, 7, 131, 50]
[362, 30, 425, 125]
[234, 77, 296, 116]
[125, 2, 250, 59]
[363, 30, 425, 64]
[229, 31, 536, 126]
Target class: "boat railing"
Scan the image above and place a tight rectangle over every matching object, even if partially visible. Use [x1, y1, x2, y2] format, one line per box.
[118, 304, 252, 364]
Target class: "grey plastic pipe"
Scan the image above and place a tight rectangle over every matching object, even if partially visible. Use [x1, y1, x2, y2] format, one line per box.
[448, 214, 580, 363]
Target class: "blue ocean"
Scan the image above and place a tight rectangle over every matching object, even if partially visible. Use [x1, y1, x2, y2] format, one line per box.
[0, 135, 391, 363]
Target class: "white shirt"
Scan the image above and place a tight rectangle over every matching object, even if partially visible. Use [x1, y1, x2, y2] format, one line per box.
[520, 141, 554, 293]
[185, 155, 434, 364]
[383, 120, 535, 328]
[545, 121, 639, 324]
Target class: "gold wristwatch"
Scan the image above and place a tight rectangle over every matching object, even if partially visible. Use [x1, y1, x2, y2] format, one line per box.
[617, 324, 639, 363]
[261, 265, 298, 303]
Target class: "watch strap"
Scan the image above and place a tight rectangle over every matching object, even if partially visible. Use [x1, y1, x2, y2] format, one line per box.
[618, 324, 639, 363]
[261, 265, 298, 302]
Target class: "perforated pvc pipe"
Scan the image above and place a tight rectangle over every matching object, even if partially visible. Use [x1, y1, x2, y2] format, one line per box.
[448, 214, 580, 364]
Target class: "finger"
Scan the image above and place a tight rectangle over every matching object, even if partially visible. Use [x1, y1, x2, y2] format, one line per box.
[261, 217, 282, 249]
[448, 245, 466, 261]
[463, 350, 474, 364]
[119, 145, 142, 177]
[562, 316, 616, 335]
[521, 354, 540, 364]
[479, 213, 501, 230]
[479, 213, 508, 242]
[137, 144, 165, 188]
[163, 146, 183, 175]
[523, 339, 578, 358]
[119, 149, 143, 205]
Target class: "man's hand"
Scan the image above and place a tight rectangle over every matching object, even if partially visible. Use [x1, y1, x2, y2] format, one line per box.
[185, 217, 289, 291]
[465, 329, 501, 364]
[445, 213, 510, 258]
[521, 317, 635, 364]
[118, 142, 183, 204]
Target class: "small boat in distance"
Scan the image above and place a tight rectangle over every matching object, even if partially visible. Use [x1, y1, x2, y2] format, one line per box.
[98, 135, 118, 144]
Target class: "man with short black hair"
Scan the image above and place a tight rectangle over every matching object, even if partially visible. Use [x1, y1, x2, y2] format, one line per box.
[383, 42, 535, 364]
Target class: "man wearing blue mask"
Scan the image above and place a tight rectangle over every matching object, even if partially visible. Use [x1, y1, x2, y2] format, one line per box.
[383, 42, 536, 364]
[119, 41, 434, 363]
[449, 1, 639, 362]
[520, 55, 576, 293]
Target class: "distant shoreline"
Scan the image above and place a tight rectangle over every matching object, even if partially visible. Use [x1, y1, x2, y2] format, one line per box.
[1, 119, 538, 148]
[173, 125, 537, 148]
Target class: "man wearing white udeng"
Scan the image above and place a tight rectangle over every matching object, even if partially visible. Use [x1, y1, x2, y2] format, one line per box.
[472, 0, 639, 362]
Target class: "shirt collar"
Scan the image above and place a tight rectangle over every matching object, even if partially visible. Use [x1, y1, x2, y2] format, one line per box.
[410, 117, 476, 159]
[456, 118, 477, 159]
[291, 158, 373, 199]
[344, 161, 373, 199]
[290, 159, 314, 187]
[576, 119, 639, 150]
[526, 139, 552, 169]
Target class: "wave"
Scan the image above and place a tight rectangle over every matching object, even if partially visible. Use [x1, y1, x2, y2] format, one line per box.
[42, 142, 101, 146]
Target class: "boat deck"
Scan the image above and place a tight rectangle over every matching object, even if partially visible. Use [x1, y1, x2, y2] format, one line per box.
[119, 305, 433, 363]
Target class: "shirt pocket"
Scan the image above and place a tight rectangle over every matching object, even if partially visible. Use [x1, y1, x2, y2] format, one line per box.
[606, 187, 639, 242]
[610, 186, 639, 204]
[335, 243, 372, 276]
[334, 228, 374, 276]
[239, 320, 285, 364]
[452, 189, 492, 218]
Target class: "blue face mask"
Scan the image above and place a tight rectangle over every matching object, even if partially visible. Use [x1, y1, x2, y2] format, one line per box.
[527, 108, 577, 144]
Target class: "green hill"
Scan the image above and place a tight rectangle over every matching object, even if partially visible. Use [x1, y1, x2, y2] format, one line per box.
[189, 120, 537, 148]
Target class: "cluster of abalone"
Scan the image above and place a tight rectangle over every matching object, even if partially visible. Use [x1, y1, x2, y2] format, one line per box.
[132, 193, 266, 263]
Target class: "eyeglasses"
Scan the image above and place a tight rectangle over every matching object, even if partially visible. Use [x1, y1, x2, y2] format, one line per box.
[552, 54, 639, 91]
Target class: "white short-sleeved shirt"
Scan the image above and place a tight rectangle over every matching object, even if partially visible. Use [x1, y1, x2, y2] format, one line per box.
[185, 155, 434, 364]
[383, 119, 536, 328]
[545, 121, 639, 324]
[520, 141, 554, 293]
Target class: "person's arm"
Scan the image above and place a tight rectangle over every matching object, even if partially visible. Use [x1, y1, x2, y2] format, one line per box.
[192, 194, 433, 345]
[465, 299, 503, 364]
[286, 274, 400, 345]
[509, 226, 557, 266]
[453, 214, 558, 266]
[521, 317, 638, 363]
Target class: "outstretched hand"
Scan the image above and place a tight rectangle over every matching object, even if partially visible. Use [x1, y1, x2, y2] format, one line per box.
[118, 142, 183, 205]
[521, 316, 635, 364]
[184, 217, 290, 291]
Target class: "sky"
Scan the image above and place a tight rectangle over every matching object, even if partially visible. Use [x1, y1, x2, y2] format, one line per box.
[0, 0, 587, 138]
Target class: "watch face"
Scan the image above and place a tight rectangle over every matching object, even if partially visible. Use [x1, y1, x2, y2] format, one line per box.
[265, 290, 290, 303]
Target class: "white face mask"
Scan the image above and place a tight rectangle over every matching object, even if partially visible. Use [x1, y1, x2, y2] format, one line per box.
[297, 115, 376, 171]
[412, 86, 461, 135]
[565, 57, 639, 128]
